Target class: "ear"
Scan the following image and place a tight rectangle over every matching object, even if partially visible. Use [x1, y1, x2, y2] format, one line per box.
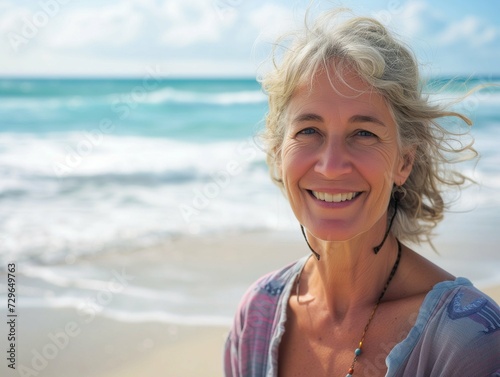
[395, 146, 416, 186]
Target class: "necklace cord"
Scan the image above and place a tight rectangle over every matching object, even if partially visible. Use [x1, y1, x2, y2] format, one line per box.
[300, 224, 321, 260]
[296, 188, 403, 374]
[373, 197, 399, 254]
[294, 240, 403, 376]
[348, 239, 402, 375]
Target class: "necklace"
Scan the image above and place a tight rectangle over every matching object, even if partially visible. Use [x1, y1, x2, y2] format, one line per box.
[294, 240, 402, 377]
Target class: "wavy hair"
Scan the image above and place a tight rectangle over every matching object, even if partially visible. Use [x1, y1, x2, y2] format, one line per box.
[260, 9, 478, 244]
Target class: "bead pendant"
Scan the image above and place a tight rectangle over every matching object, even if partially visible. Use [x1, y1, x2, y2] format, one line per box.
[355, 348, 362, 356]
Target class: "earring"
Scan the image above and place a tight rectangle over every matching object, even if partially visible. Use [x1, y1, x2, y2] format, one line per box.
[393, 185, 407, 202]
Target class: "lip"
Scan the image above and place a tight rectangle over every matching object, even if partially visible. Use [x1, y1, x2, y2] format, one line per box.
[306, 189, 363, 208]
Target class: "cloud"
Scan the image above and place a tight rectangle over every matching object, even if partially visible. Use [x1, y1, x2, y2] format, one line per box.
[437, 16, 497, 47]
[385, 1, 497, 48]
[371, 0, 429, 37]
[48, 3, 144, 49]
[0, 6, 31, 35]
[396, 0, 429, 36]
[1, 0, 241, 55]
[1, 0, 499, 77]
[159, 1, 237, 47]
[248, 3, 295, 42]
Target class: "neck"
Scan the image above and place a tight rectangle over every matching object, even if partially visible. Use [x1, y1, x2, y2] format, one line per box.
[302, 231, 400, 319]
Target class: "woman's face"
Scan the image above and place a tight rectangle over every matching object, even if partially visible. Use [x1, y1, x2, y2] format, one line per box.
[280, 68, 413, 242]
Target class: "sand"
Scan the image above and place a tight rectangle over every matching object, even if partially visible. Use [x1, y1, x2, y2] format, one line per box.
[12, 231, 307, 377]
[14, 307, 228, 377]
[482, 285, 500, 303]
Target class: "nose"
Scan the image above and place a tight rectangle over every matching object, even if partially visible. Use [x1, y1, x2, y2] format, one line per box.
[314, 139, 352, 178]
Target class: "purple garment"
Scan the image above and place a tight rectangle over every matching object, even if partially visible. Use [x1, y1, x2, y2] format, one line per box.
[224, 256, 500, 376]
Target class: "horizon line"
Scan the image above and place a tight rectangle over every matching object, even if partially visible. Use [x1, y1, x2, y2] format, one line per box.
[1, 73, 499, 81]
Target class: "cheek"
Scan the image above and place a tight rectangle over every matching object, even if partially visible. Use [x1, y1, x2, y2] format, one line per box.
[357, 147, 398, 189]
[280, 142, 309, 191]
[280, 151, 309, 215]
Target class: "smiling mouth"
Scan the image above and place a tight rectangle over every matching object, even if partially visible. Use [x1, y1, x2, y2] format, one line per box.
[309, 190, 361, 203]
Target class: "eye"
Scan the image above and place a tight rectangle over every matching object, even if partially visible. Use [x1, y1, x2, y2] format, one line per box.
[356, 130, 376, 137]
[297, 127, 317, 135]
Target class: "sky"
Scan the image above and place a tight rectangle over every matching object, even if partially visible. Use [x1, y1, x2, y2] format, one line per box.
[0, 0, 499, 78]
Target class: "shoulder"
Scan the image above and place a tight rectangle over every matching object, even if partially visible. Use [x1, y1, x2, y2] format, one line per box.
[224, 258, 306, 377]
[439, 282, 500, 347]
[426, 279, 500, 337]
[432, 282, 500, 374]
[234, 258, 306, 324]
[402, 279, 500, 375]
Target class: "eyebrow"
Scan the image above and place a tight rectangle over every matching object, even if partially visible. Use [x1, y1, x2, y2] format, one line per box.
[292, 113, 386, 127]
[349, 114, 386, 127]
[292, 113, 324, 124]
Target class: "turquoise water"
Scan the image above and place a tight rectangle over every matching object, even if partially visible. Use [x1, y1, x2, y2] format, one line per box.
[0, 78, 266, 140]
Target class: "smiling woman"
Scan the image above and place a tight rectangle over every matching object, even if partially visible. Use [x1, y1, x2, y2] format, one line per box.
[224, 8, 500, 377]
[281, 69, 409, 244]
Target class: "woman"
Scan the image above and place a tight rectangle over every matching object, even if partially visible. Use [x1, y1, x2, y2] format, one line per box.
[225, 9, 500, 377]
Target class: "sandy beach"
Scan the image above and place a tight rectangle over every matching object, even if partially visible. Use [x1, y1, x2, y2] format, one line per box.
[10, 231, 500, 377]
[482, 285, 500, 303]
[15, 307, 229, 377]
[12, 231, 307, 377]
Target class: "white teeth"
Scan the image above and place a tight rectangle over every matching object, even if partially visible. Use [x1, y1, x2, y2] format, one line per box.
[312, 191, 358, 203]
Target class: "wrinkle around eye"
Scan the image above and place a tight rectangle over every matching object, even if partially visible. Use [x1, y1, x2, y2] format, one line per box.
[352, 130, 380, 147]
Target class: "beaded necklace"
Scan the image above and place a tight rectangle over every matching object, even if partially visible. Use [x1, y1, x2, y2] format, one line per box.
[294, 240, 402, 377]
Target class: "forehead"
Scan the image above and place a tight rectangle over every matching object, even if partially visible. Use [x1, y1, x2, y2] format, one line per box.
[289, 67, 390, 115]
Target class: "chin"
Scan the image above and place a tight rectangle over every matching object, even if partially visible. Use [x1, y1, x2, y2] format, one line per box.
[305, 220, 362, 243]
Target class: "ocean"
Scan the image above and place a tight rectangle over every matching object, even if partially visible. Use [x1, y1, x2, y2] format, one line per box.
[0, 78, 272, 262]
[1, 76, 500, 326]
